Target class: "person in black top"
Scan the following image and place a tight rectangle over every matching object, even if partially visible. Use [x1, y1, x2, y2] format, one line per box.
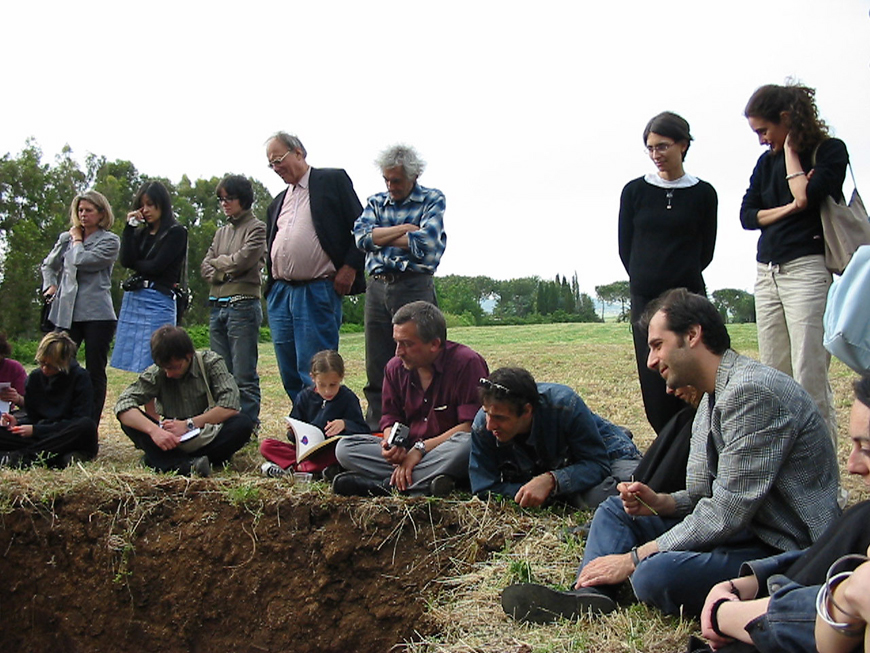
[111, 181, 188, 373]
[740, 82, 848, 446]
[0, 331, 97, 467]
[618, 112, 717, 434]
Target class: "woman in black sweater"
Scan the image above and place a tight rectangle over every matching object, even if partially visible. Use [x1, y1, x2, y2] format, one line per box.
[0, 331, 97, 467]
[618, 112, 718, 434]
[740, 82, 847, 444]
[110, 181, 188, 373]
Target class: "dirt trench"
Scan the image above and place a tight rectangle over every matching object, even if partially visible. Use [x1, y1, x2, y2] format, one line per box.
[0, 478, 507, 653]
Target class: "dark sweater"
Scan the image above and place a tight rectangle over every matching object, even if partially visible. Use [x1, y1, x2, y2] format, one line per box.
[120, 220, 188, 289]
[288, 386, 370, 436]
[23, 361, 93, 438]
[740, 138, 848, 265]
[618, 177, 718, 298]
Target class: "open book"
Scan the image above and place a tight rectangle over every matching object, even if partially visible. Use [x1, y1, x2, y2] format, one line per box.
[286, 417, 346, 463]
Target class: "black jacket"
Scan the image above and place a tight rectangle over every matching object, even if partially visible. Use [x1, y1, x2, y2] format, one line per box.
[265, 167, 365, 296]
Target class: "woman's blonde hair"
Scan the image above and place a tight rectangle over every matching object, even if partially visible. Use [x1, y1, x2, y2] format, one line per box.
[35, 331, 77, 373]
[69, 190, 115, 230]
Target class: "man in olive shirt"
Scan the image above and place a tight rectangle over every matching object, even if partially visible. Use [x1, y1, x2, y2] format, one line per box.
[116, 325, 253, 476]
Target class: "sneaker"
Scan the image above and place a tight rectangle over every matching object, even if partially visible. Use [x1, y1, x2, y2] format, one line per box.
[322, 463, 343, 484]
[190, 456, 211, 477]
[332, 472, 391, 497]
[261, 461, 288, 478]
[501, 583, 617, 623]
[429, 474, 455, 497]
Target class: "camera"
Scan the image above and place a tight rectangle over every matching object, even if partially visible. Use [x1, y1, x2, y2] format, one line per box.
[386, 423, 411, 449]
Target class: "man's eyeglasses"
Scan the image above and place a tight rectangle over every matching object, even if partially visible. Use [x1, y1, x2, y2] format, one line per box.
[267, 151, 292, 169]
[217, 196, 238, 204]
[646, 142, 676, 155]
[479, 377, 514, 396]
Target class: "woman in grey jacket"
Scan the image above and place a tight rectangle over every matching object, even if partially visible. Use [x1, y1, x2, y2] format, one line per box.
[41, 190, 120, 423]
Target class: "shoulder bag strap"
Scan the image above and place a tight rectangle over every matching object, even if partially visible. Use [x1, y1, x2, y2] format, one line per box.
[195, 351, 215, 409]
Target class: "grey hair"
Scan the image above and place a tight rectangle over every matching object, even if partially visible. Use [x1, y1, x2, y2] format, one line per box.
[392, 301, 446, 344]
[376, 144, 426, 179]
[267, 132, 307, 158]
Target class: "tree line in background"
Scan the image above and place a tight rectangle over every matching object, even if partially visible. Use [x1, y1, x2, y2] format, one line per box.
[0, 140, 754, 339]
[593, 280, 756, 324]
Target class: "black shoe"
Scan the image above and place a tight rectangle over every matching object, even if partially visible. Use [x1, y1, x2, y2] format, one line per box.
[501, 583, 616, 623]
[60, 451, 90, 468]
[322, 463, 343, 484]
[0, 451, 24, 468]
[189, 456, 211, 477]
[332, 472, 391, 497]
[429, 474, 455, 497]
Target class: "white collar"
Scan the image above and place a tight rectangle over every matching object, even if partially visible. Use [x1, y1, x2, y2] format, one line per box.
[644, 172, 700, 189]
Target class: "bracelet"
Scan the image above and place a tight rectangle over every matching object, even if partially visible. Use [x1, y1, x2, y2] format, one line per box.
[815, 573, 864, 637]
[785, 171, 806, 180]
[630, 546, 641, 569]
[728, 580, 741, 600]
[814, 553, 870, 637]
[710, 598, 732, 638]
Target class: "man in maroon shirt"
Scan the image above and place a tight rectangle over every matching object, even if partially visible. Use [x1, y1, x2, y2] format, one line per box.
[333, 301, 488, 496]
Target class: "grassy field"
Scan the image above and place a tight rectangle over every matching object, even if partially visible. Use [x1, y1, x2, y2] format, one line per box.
[6, 322, 867, 652]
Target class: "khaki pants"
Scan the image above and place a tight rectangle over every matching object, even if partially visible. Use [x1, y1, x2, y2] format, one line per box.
[754, 255, 836, 447]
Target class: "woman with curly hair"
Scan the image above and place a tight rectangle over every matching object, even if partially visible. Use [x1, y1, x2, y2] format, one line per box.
[740, 82, 848, 445]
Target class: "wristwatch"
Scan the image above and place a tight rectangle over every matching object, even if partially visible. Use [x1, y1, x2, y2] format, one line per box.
[186, 418, 196, 431]
[413, 440, 427, 457]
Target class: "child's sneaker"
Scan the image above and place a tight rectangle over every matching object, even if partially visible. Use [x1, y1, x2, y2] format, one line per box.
[261, 461, 287, 478]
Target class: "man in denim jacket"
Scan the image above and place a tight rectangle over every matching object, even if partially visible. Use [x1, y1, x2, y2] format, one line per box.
[469, 367, 640, 509]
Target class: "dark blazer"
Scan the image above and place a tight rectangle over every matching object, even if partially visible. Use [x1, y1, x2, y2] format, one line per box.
[265, 167, 365, 296]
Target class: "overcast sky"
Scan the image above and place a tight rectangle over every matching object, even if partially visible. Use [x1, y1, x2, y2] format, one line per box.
[5, 1, 870, 296]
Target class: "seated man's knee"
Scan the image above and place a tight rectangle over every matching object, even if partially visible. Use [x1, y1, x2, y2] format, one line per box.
[630, 553, 677, 608]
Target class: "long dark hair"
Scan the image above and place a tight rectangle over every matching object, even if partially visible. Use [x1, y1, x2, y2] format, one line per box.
[133, 181, 176, 231]
[744, 82, 830, 153]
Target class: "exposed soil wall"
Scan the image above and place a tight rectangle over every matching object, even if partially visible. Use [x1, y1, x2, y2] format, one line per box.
[0, 478, 506, 653]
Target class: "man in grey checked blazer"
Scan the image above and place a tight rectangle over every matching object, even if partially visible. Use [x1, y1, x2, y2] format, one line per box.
[501, 288, 840, 623]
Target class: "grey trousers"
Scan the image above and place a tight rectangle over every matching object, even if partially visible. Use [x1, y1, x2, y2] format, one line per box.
[334, 431, 471, 494]
[563, 458, 639, 510]
[363, 274, 437, 429]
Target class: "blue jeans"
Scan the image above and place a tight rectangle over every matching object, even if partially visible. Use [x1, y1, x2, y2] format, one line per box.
[209, 298, 263, 423]
[579, 496, 775, 616]
[266, 279, 341, 402]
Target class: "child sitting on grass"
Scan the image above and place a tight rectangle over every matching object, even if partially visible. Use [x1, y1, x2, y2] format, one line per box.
[260, 350, 369, 478]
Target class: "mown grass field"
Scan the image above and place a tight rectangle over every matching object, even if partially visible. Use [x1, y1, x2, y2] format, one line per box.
[4, 322, 865, 652]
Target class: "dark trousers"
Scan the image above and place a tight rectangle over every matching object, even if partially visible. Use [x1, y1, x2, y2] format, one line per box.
[0, 417, 98, 466]
[121, 411, 253, 474]
[65, 320, 116, 423]
[631, 295, 685, 434]
[363, 273, 436, 429]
